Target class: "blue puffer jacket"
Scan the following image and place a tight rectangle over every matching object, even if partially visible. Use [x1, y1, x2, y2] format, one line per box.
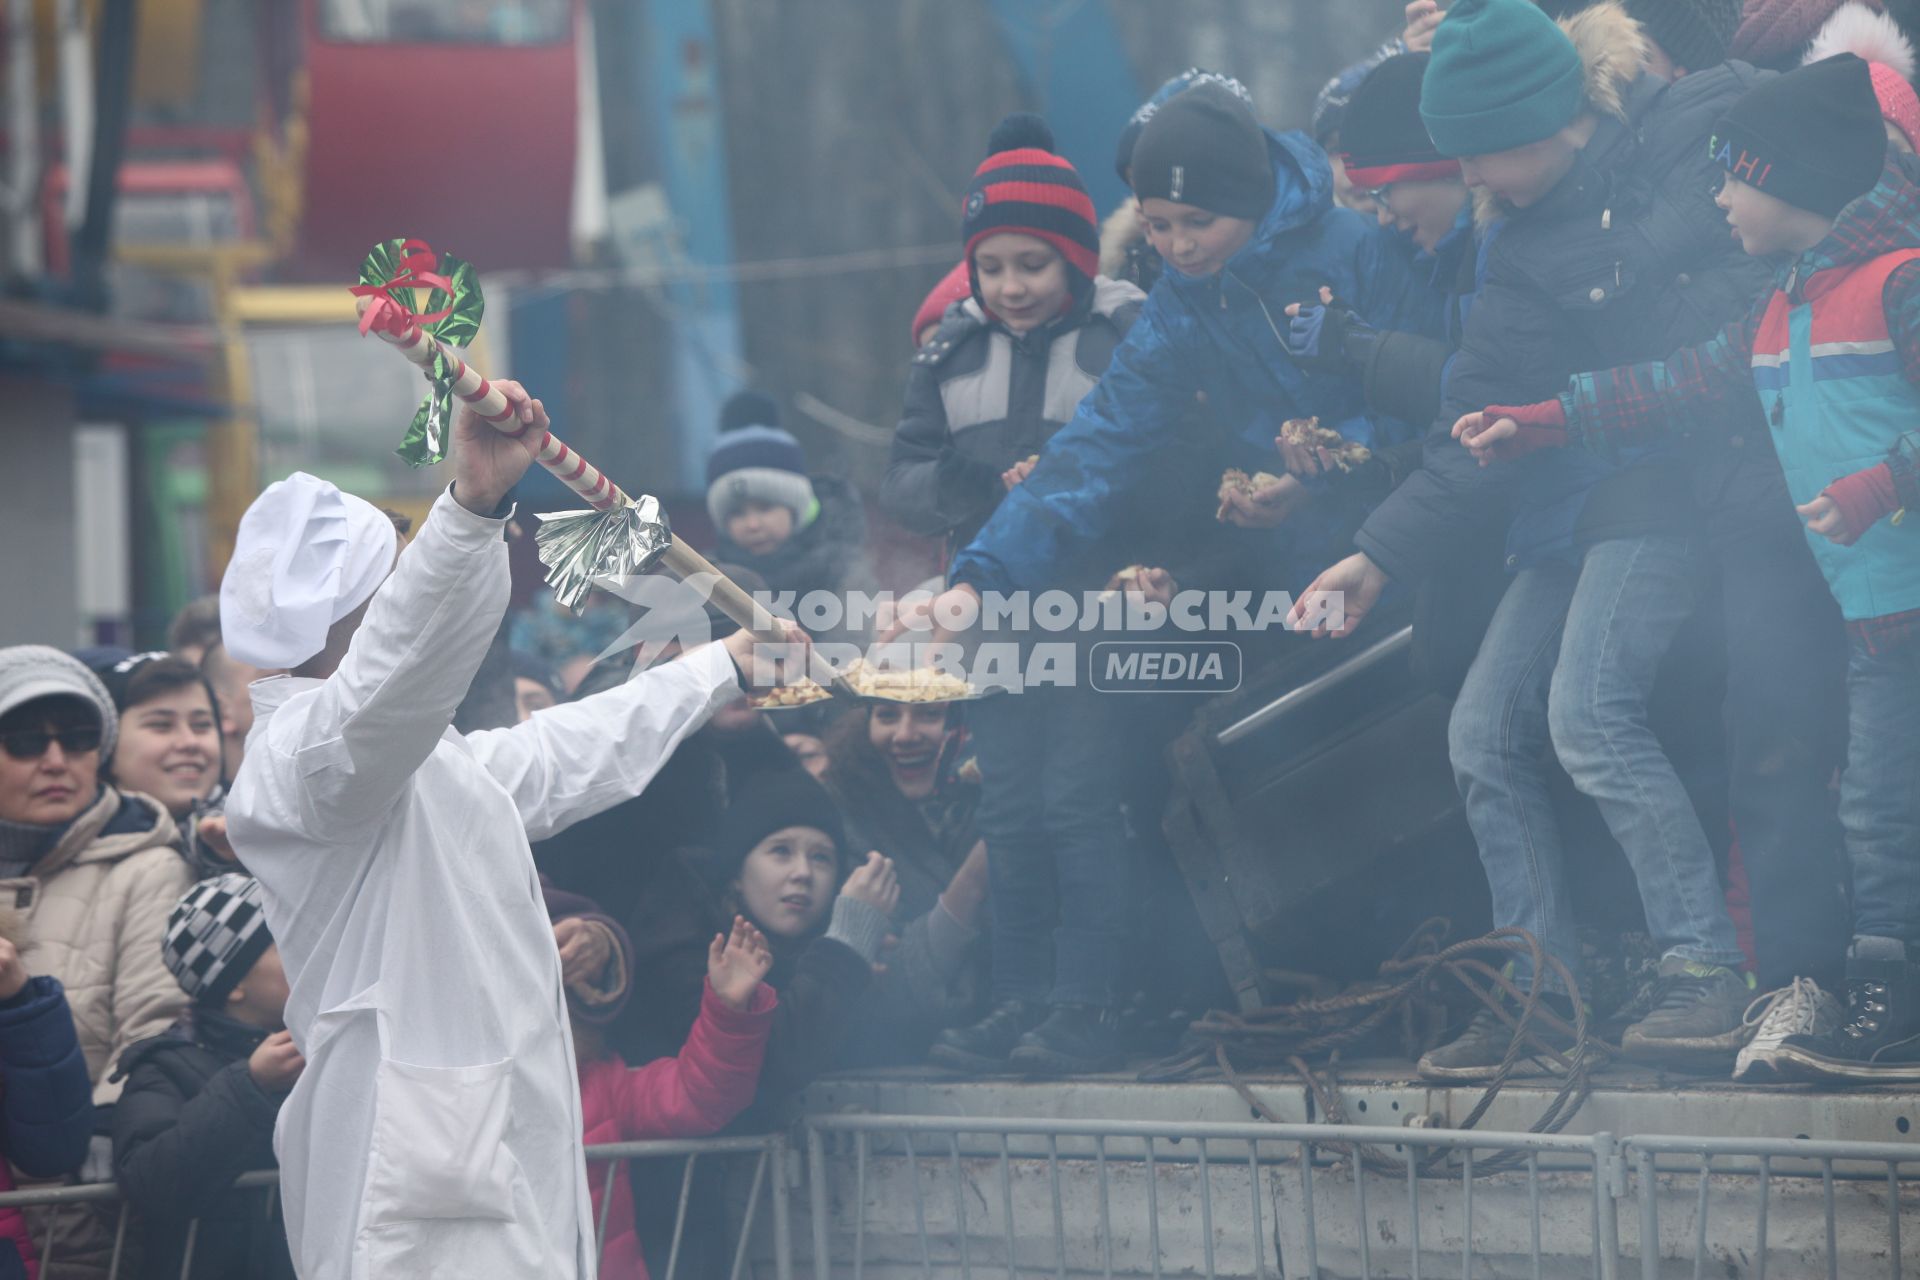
[948, 128, 1446, 597]
[0, 976, 92, 1179]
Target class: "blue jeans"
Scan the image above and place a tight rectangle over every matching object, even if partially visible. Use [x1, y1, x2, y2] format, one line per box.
[1448, 535, 1745, 993]
[969, 684, 1131, 1008]
[1841, 637, 1920, 947]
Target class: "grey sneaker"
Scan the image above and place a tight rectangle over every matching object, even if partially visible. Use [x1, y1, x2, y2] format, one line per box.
[1733, 978, 1843, 1082]
[1416, 1000, 1577, 1083]
[1620, 957, 1754, 1062]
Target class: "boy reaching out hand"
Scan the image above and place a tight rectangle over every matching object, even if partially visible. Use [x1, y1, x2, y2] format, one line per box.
[1455, 54, 1920, 1084]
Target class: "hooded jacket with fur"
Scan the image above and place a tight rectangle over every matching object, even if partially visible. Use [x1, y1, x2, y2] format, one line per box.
[1354, 3, 1775, 579]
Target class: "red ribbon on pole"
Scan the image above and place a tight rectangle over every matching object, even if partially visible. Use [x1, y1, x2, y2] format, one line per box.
[349, 237, 457, 337]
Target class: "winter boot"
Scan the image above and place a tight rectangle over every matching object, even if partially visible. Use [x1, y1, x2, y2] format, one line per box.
[929, 999, 1047, 1073]
[1619, 957, 1753, 1062]
[1772, 940, 1920, 1084]
[1416, 994, 1580, 1083]
[1009, 1005, 1125, 1075]
[1732, 977, 1842, 1082]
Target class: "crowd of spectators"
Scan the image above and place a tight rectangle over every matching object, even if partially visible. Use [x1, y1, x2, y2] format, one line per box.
[4, 0, 1920, 1273]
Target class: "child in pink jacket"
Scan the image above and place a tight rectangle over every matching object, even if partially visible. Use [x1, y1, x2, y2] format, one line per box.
[548, 881, 776, 1280]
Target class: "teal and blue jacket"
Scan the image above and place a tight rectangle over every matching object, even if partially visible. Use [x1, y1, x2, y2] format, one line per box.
[1558, 159, 1920, 643]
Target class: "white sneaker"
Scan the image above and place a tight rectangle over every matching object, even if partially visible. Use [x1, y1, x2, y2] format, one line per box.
[1734, 977, 1842, 1082]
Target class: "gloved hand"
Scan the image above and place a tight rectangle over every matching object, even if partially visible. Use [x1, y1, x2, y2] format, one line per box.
[1282, 287, 1374, 374]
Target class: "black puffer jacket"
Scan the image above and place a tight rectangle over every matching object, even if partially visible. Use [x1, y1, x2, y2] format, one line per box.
[110, 1010, 292, 1280]
[882, 277, 1145, 562]
[1354, 5, 1772, 580]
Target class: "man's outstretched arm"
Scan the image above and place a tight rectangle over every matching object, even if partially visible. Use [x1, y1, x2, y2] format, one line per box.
[467, 623, 812, 843]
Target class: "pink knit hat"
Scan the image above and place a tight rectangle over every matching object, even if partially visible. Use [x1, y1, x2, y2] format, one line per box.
[1735, 0, 1882, 66]
[1871, 61, 1920, 150]
[910, 261, 970, 346]
[1804, 3, 1920, 149]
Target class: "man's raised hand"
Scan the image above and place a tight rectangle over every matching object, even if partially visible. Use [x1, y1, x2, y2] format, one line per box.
[453, 377, 545, 516]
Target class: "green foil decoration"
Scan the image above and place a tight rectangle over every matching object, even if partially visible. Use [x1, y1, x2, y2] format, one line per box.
[355, 239, 485, 468]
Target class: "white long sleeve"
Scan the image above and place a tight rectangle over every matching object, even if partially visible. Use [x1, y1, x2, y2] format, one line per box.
[465, 642, 739, 842]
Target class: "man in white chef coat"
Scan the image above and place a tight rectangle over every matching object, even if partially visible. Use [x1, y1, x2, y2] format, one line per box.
[221, 381, 802, 1278]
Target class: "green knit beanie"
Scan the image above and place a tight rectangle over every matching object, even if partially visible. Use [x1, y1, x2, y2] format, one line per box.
[1420, 0, 1587, 158]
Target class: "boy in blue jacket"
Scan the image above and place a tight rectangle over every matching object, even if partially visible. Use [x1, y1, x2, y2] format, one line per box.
[919, 81, 1444, 621]
[1460, 55, 1920, 1083]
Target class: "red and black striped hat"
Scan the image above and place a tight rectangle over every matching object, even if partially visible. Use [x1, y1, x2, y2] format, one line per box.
[962, 114, 1100, 288]
[1341, 53, 1461, 191]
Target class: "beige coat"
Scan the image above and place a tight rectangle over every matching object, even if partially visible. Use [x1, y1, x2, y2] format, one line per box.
[1, 786, 190, 1103]
[2, 787, 190, 1279]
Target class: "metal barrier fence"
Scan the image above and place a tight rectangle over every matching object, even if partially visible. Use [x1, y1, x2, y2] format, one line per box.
[10, 1116, 1918, 1278]
[803, 1114, 1624, 1280]
[1620, 1133, 1920, 1280]
[800, 1114, 1920, 1280]
[0, 1134, 792, 1280]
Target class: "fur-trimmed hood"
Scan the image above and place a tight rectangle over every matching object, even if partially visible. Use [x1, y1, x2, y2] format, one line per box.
[1099, 200, 1145, 278]
[1472, 2, 1652, 229]
[1567, 1, 1652, 122]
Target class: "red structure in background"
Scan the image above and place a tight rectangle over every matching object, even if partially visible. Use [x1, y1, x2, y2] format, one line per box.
[294, 0, 580, 276]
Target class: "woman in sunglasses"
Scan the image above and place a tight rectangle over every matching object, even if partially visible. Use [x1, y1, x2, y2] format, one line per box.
[0, 645, 192, 1272]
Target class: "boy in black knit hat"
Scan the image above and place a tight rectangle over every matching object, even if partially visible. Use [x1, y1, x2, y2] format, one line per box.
[1458, 53, 1920, 1083]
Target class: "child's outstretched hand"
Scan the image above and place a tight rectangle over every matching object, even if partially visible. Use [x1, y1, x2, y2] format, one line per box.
[1454, 401, 1568, 466]
[1453, 411, 1514, 465]
[1801, 462, 1901, 546]
[1002, 456, 1039, 490]
[709, 915, 774, 1011]
[1220, 471, 1309, 528]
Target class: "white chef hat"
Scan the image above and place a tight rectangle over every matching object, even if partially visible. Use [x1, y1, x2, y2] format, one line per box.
[218, 472, 399, 670]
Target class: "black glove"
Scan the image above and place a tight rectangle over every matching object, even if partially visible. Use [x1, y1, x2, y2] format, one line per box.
[1282, 297, 1377, 375]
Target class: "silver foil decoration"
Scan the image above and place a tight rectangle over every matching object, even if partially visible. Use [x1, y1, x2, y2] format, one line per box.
[533, 494, 674, 612]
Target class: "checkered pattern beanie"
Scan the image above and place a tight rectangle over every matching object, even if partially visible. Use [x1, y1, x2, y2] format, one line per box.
[163, 873, 274, 1004]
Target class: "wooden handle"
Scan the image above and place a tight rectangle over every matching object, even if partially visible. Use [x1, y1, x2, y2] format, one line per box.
[658, 538, 850, 692]
[657, 539, 784, 642]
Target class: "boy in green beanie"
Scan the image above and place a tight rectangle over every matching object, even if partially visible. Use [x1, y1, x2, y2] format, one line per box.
[1299, 0, 1786, 1078]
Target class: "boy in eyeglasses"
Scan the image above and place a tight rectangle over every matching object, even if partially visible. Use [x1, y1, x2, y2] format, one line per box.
[0, 644, 192, 1275]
